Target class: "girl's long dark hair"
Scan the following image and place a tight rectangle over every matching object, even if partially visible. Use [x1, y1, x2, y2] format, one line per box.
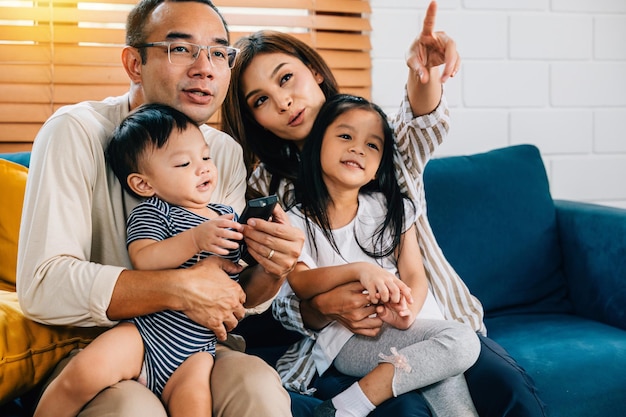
[295, 94, 413, 260]
[221, 30, 339, 197]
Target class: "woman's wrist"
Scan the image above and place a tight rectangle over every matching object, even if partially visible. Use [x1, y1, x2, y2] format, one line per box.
[407, 67, 442, 116]
[301, 297, 332, 331]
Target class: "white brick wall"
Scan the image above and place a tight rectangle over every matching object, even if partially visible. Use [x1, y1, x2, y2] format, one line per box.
[370, 0, 626, 208]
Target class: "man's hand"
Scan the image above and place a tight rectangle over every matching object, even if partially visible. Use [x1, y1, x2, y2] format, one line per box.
[406, 0, 461, 84]
[180, 256, 245, 341]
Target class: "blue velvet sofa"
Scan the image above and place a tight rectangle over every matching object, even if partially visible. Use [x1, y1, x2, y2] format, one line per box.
[238, 144, 626, 417]
[1, 144, 625, 417]
[422, 145, 626, 417]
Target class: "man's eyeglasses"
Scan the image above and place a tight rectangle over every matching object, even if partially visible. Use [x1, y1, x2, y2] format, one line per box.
[136, 41, 240, 69]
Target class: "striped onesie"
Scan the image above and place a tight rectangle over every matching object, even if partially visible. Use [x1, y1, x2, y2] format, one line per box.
[126, 196, 241, 396]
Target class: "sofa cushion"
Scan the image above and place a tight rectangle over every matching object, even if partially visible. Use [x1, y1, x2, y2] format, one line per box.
[424, 144, 571, 316]
[0, 291, 104, 405]
[486, 313, 626, 417]
[0, 158, 28, 292]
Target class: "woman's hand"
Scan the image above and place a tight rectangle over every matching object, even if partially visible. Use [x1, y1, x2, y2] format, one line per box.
[238, 204, 304, 307]
[242, 204, 304, 278]
[406, 0, 461, 84]
[309, 282, 385, 337]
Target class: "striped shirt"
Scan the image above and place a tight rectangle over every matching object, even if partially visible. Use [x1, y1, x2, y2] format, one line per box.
[127, 196, 241, 396]
[248, 91, 486, 394]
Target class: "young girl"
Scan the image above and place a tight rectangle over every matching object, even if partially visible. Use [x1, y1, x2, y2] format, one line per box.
[284, 94, 480, 417]
[34, 103, 245, 417]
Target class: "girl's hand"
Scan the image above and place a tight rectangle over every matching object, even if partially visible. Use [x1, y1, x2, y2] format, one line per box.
[191, 213, 243, 256]
[376, 299, 417, 330]
[406, 0, 461, 84]
[354, 262, 414, 306]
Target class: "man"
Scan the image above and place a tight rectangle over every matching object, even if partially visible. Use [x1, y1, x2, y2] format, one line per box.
[16, 0, 302, 415]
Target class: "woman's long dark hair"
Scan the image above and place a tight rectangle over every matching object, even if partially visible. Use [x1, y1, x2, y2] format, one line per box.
[296, 94, 413, 260]
[221, 30, 339, 196]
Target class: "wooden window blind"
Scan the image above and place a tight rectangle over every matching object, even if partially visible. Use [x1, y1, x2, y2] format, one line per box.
[0, 0, 371, 153]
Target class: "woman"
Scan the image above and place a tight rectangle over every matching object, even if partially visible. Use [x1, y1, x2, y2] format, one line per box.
[222, 3, 545, 417]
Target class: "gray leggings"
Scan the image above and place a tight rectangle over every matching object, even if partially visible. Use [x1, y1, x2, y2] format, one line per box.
[334, 318, 481, 417]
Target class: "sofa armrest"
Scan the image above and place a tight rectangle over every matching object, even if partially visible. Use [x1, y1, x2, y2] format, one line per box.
[555, 199, 626, 330]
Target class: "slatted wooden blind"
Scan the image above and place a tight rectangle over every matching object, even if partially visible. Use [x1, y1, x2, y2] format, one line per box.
[0, 0, 371, 153]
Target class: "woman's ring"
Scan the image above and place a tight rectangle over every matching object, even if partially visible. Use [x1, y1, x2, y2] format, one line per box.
[267, 249, 275, 260]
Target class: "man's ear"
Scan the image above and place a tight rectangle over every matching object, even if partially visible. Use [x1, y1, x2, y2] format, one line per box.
[121, 46, 143, 84]
[127, 173, 155, 197]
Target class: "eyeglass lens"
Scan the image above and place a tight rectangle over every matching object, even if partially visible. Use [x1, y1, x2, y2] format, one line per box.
[167, 42, 237, 68]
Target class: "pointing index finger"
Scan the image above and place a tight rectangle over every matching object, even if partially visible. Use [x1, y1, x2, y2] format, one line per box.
[421, 1, 438, 36]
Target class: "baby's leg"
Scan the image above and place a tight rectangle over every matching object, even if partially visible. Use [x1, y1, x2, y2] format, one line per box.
[161, 351, 214, 417]
[34, 322, 144, 417]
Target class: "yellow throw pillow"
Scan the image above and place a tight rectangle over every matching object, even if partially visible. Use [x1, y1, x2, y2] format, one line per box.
[0, 158, 28, 292]
[0, 291, 105, 405]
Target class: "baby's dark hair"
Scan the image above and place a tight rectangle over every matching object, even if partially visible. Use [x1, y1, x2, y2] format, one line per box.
[105, 103, 198, 198]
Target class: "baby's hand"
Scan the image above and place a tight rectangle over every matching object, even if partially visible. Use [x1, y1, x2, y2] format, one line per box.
[191, 213, 243, 255]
